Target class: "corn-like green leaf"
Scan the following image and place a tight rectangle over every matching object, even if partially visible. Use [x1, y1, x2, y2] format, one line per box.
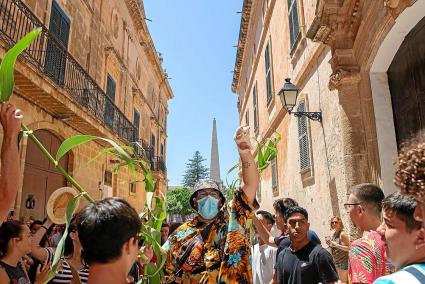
[0, 28, 42, 102]
[56, 135, 97, 161]
[138, 161, 155, 192]
[45, 192, 82, 283]
[257, 142, 265, 170]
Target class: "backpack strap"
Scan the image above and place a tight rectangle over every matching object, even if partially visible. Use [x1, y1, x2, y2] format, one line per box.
[404, 266, 425, 283]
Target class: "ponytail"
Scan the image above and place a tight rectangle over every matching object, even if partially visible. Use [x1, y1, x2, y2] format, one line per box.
[0, 220, 24, 257]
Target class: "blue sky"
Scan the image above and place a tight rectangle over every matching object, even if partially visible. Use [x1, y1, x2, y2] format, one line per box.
[144, 0, 244, 186]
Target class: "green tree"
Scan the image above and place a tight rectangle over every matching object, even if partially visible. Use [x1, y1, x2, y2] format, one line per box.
[166, 187, 193, 217]
[182, 151, 209, 188]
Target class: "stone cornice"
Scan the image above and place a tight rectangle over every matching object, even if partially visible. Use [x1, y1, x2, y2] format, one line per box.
[124, 0, 174, 101]
[306, 0, 362, 48]
[231, 0, 253, 93]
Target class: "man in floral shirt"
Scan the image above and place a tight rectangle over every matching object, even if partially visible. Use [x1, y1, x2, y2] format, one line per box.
[162, 126, 259, 283]
[345, 183, 395, 283]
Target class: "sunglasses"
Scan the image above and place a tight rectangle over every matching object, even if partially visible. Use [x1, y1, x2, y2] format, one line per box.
[331, 221, 339, 224]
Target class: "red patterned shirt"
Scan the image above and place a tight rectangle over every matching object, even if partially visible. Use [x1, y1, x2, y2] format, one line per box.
[348, 230, 395, 283]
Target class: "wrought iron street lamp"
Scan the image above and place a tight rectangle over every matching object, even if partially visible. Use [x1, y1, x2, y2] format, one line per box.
[277, 78, 322, 122]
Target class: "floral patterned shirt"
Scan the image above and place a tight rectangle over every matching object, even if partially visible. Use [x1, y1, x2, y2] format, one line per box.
[348, 230, 395, 283]
[162, 188, 259, 284]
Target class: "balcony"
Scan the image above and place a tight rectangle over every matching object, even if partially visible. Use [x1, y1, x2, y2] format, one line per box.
[150, 156, 166, 174]
[0, 0, 135, 143]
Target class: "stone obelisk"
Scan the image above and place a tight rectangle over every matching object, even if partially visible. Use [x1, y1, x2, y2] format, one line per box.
[210, 118, 222, 187]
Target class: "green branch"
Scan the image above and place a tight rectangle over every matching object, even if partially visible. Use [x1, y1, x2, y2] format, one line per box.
[21, 124, 94, 202]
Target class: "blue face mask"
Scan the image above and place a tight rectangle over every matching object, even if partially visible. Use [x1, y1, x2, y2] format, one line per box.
[197, 196, 219, 219]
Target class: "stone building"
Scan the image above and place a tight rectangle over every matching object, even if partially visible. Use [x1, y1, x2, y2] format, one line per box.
[0, 0, 172, 220]
[232, 0, 424, 238]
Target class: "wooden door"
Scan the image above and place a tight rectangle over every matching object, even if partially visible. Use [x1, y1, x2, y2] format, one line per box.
[388, 16, 425, 148]
[20, 130, 69, 221]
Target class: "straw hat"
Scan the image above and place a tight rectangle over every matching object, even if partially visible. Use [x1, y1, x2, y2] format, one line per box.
[46, 187, 79, 224]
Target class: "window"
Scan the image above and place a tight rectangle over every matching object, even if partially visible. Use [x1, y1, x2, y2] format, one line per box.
[160, 143, 164, 158]
[297, 100, 311, 172]
[129, 183, 136, 195]
[45, 0, 70, 85]
[253, 82, 259, 131]
[104, 170, 113, 186]
[150, 133, 156, 161]
[104, 75, 116, 128]
[133, 109, 140, 142]
[245, 110, 249, 126]
[288, 0, 301, 52]
[265, 41, 273, 105]
[271, 158, 278, 196]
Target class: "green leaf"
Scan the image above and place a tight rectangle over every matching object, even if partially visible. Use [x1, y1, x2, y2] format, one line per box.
[56, 135, 97, 161]
[146, 191, 154, 210]
[46, 192, 82, 283]
[0, 28, 42, 102]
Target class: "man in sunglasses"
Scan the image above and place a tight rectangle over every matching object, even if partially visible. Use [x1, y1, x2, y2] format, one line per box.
[162, 126, 259, 283]
[345, 183, 394, 283]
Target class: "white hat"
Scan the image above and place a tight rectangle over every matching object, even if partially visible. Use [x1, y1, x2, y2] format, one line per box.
[46, 187, 79, 224]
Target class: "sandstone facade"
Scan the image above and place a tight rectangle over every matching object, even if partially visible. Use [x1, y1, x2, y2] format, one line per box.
[0, 0, 172, 220]
[232, 0, 424, 239]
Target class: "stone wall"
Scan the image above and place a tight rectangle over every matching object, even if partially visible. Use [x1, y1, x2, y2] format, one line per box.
[231, 0, 422, 240]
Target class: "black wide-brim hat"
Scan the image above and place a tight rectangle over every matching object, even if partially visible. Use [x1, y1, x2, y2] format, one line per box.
[189, 179, 226, 210]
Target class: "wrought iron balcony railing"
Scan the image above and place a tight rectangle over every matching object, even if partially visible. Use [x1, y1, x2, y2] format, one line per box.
[0, 0, 135, 143]
[150, 156, 166, 174]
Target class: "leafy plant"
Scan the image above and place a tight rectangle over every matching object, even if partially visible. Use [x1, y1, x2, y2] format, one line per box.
[0, 29, 166, 283]
[0, 28, 42, 102]
[166, 187, 193, 217]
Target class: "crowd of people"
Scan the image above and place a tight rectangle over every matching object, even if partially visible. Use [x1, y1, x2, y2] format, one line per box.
[1, 102, 425, 283]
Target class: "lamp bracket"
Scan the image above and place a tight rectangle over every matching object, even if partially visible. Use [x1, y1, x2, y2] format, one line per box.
[290, 111, 322, 122]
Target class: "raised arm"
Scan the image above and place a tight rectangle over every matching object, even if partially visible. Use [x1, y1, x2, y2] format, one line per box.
[0, 103, 23, 223]
[30, 219, 53, 261]
[253, 214, 277, 247]
[234, 126, 259, 205]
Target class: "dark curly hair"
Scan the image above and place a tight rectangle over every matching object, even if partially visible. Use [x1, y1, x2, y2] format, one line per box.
[394, 137, 425, 202]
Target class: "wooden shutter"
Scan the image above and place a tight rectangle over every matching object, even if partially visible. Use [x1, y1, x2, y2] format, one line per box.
[45, 1, 70, 84]
[265, 42, 273, 104]
[288, 0, 300, 52]
[253, 83, 259, 131]
[297, 100, 311, 171]
[104, 75, 116, 128]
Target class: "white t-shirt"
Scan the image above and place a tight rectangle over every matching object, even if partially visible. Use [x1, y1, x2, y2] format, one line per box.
[252, 243, 277, 284]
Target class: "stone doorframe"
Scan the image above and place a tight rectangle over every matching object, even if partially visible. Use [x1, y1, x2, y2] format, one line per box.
[370, 0, 425, 194]
[306, 0, 419, 195]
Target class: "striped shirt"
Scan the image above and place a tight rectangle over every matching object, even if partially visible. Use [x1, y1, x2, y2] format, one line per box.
[373, 263, 425, 284]
[45, 248, 89, 284]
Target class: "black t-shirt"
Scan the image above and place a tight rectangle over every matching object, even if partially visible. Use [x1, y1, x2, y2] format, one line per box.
[275, 241, 338, 284]
[274, 230, 321, 257]
[0, 260, 30, 284]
